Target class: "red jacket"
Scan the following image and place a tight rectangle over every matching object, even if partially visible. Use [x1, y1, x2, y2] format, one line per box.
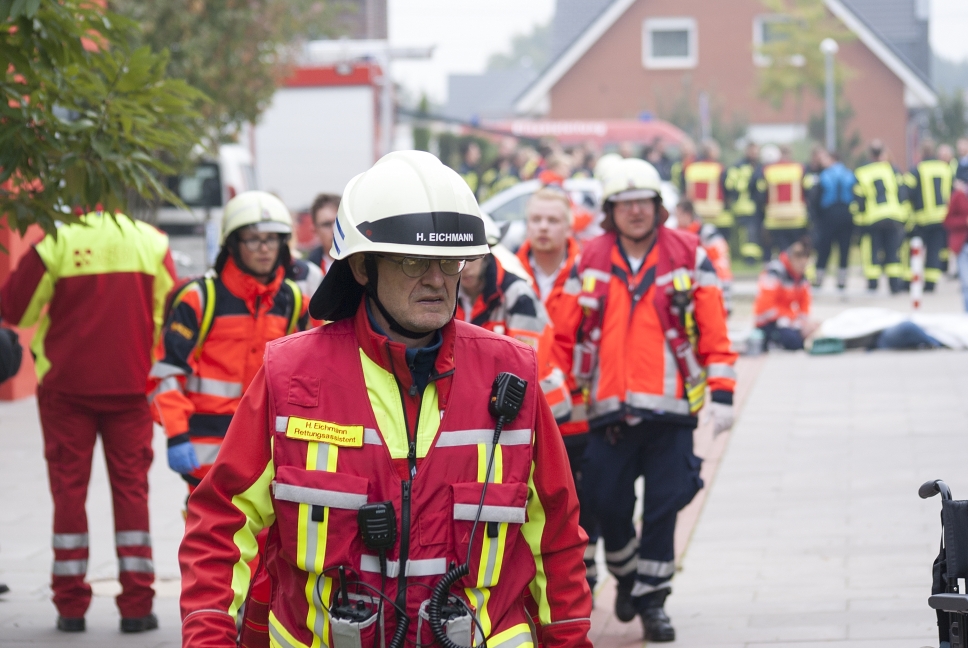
[0, 212, 176, 395]
[944, 187, 968, 254]
[753, 252, 811, 328]
[178, 301, 592, 648]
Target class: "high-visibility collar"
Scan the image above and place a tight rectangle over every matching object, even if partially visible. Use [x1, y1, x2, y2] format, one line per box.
[219, 257, 285, 314]
[778, 251, 803, 281]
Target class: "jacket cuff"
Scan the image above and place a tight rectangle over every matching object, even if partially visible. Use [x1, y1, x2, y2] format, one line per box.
[711, 390, 733, 405]
[167, 433, 191, 447]
[540, 618, 593, 648]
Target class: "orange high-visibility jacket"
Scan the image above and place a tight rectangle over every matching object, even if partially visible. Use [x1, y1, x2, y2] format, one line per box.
[147, 258, 308, 485]
[557, 229, 737, 428]
[753, 252, 811, 328]
[456, 255, 572, 425]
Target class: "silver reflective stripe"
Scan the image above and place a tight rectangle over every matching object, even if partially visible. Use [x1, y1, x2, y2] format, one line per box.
[435, 428, 531, 448]
[269, 617, 302, 648]
[364, 428, 382, 445]
[453, 503, 526, 524]
[626, 391, 691, 416]
[589, 395, 622, 419]
[52, 533, 88, 550]
[562, 276, 581, 295]
[631, 581, 672, 597]
[119, 557, 154, 573]
[191, 442, 221, 466]
[605, 537, 637, 564]
[662, 343, 678, 398]
[149, 361, 186, 379]
[637, 559, 676, 578]
[185, 375, 243, 399]
[539, 367, 566, 392]
[361, 554, 400, 578]
[707, 363, 737, 380]
[275, 416, 288, 432]
[272, 482, 367, 510]
[52, 559, 87, 576]
[406, 558, 447, 577]
[507, 313, 545, 334]
[607, 560, 637, 577]
[697, 268, 721, 287]
[583, 544, 597, 560]
[115, 531, 151, 547]
[581, 268, 611, 284]
[549, 398, 572, 421]
[492, 627, 533, 648]
[149, 376, 181, 402]
[655, 271, 674, 286]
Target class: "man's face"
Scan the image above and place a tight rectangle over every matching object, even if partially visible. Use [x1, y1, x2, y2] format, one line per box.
[612, 199, 656, 241]
[675, 205, 695, 228]
[351, 254, 460, 333]
[236, 227, 282, 276]
[459, 257, 487, 299]
[787, 244, 809, 275]
[526, 198, 571, 254]
[314, 205, 338, 254]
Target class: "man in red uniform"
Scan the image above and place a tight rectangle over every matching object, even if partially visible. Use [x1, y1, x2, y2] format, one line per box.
[177, 151, 592, 648]
[754, 238, 819, 350]
[557, 159, 737, 642]
[0, 211, 176, 633]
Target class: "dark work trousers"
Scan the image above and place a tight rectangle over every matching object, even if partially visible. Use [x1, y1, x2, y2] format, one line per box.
[916, 223, 947, 290]
[861, 219, 905, 292]
[564, 434, 599, 589]
[814, 205, 854, 287]
[38, 387, 154, 619]
[735, 214, 763, 262]
[764, 228, 807, 261]
[583, 420, 702, 607]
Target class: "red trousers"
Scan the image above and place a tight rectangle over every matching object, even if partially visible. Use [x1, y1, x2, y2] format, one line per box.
[38, 387, 155, 618]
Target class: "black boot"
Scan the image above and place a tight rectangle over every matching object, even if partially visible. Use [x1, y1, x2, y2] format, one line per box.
[614, 582, 636, 623]
[0, 583, 9, 595]
[638, 589, 675, 642]
[120, 612, 158, 633]
[56, 616, 86, 632]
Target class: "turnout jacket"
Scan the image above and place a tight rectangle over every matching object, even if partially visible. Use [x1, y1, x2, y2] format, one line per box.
[148, 258, 307, 485]
[0, 212, 175, 395]
[556, 228, 737, 429]
[178, 302, 593, 648]
[753, 253, 811, 328]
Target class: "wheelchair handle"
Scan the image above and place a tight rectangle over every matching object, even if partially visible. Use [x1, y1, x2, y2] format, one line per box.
[919, 479, 952, 501]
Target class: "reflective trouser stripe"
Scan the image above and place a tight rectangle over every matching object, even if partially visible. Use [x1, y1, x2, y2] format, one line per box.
[52, 533, 88, 549]
[605, 537, 637, 577]
[52, 559, 88, 576]
[302, 442, 338, 647]
[115, 531, 151, 547]
[631, 580, 672, 597]
[637, 559, 675, 578]
[119, 557, 154, 573]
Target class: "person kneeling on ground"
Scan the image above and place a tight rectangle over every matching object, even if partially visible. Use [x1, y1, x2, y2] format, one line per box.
[754, 237, 820, 350]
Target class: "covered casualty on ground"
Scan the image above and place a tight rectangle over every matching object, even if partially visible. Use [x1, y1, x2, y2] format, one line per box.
[812, 308, 968, 351]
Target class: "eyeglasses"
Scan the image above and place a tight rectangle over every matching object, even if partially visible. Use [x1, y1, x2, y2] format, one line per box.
[377, 255, 468, 278]
[238, 235, 283, 251]
[613, 199, 653, 212]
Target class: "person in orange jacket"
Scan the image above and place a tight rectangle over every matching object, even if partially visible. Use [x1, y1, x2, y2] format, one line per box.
[556, 158, 737, 642]
[148, 190, 308, 490]
[675, 199, 733, 314]
[516, 185, 599, 588]
[753, 237, 819, 350]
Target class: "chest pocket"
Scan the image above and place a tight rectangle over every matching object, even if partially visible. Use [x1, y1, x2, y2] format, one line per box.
[451, 481, 529, 588]
[272, 466, 369, 573]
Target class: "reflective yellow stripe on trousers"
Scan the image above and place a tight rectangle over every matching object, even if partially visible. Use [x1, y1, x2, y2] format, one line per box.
[301, 442, 339, 648]
[464, 440, 508, 642]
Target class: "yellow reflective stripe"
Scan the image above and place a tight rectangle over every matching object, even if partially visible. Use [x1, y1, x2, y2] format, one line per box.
[464, 586, 493, 637]
[195, 277, 217, 361]
[360, 349, 440, 460]
[302, 442, 338, 648]
[31, 310, 53, 384]
[284, 278, 302, 334]
[15, 270, 54, 328]
[228, 461, 276, 617]
[522, 460, 552, 625]
[270, 611, 311, 648]
[488, 623, 533, 648]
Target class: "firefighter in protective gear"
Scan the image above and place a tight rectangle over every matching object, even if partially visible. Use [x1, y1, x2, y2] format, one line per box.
[675, 200, 733, 315]
[754, 238, 819, 350]
[757, 145, 808, 260]
[683, 139, 731, 236]
[557, 158, 737, 643]
[852, 141, 909, 294]
[907, 141, 953, 292]
[177, 151, 593, 648]
[148, 190, 308, 491]
[724, 141, 765, 263]
[0, 212, 177, 633]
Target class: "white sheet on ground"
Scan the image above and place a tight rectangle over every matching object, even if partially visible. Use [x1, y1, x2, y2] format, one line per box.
[817, 308, 968, 349]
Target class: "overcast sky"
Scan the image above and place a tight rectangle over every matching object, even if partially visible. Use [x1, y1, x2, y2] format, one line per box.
[389, 0, 968, 105]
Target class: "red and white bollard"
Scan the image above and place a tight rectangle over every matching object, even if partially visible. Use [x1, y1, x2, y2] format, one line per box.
[910, 236, 924, 311]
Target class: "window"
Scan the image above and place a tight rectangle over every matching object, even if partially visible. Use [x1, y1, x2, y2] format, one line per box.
[643, 18, 697, 70]
[753, 15, 801, 67]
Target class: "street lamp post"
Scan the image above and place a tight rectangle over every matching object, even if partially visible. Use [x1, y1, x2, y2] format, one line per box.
[820, 38, 839, 153]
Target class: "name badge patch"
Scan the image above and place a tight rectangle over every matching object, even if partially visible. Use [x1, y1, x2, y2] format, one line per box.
[286, 417, 363, 447]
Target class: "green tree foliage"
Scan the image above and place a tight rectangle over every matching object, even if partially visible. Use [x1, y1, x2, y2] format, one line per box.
[1, 0, 207, 236]
[110, 0, 350, 141]
[487, 21, 551, 71]
[756, 0, 855, 111]
[413, 95, 432, 152]
[928, 90, 968, 145]
[655, 80, 748, 162]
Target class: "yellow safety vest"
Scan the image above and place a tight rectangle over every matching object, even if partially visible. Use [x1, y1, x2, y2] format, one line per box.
[684, 161, 730, 227]
[723, 161, 758, 218]
[908, 159, 952, 226]
[852, 161, 906, 226]
[761, 162, 807, 230]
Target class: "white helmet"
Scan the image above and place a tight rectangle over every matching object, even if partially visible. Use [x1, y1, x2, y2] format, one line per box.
[602, 158, 663, 203]
[310, 150, 490, 321]
[593, 153, 623, 182]
[220, 190, 292, 245]
[330, 150, 490, 260]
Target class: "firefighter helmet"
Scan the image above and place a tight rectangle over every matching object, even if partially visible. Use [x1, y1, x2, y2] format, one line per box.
[220, 190, 292, 245]
[593, 153, 623, 182]
[601, 158, 663, 203]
